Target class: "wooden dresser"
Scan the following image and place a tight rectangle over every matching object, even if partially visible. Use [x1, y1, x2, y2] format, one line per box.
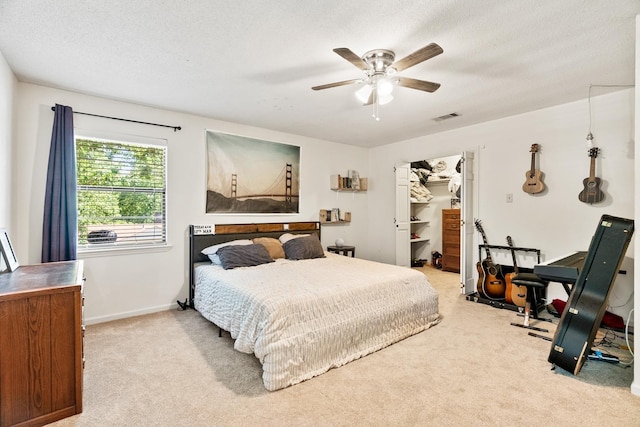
[442, 209, 461, 273]
[0, 261, 84, 427]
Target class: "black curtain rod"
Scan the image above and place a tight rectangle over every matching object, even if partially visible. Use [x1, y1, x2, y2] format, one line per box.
[51, 106, 181, 132]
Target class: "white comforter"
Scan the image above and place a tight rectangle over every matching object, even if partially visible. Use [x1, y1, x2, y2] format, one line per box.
[194, 253, 440, 391]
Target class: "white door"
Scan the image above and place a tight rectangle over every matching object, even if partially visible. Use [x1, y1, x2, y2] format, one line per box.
[460, 151, 476, 294]
[395, 164, 410, 266]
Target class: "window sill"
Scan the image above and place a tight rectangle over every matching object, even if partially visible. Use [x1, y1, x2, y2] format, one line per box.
[78, 244, 173, 258]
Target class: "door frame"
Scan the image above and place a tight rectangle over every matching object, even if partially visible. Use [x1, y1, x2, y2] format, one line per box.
[395, 150, 478, 294]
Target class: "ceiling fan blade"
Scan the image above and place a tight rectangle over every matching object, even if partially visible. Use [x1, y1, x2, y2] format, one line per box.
[312, 78, 362, 91]
[333, 48, 370, 71]
[393, 43, 443, 72]
[397, 77, 441, 92]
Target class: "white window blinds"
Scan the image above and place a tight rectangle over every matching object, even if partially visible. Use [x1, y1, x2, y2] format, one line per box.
[75, 137, 167, 249]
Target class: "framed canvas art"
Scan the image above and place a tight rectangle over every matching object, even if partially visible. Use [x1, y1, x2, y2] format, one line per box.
[205, 131, 300, 214]
[0, 228, 19, 272]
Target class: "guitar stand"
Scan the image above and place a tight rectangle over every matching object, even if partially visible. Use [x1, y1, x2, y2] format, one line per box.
[528, 331, 552, 341]
[511, 321, 549, 333]
[511, 318, 549, 333]
[511, 313, 552, 333]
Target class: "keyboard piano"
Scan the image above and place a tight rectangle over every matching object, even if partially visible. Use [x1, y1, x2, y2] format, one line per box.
[533, 251, 587, 294]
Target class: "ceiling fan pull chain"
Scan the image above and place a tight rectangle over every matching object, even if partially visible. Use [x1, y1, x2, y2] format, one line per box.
[373, 90, 380, 121]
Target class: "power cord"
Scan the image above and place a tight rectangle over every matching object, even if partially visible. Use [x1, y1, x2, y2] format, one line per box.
[590, 316, 634, 367]
[625, 308, 634, 360]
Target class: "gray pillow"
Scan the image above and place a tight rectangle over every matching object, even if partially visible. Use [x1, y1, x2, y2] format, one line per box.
[216, 244, 275, 270]
[283, 234, 325, 260]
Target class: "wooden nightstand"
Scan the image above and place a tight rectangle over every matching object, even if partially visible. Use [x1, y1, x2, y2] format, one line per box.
[327, 245, 356, 257]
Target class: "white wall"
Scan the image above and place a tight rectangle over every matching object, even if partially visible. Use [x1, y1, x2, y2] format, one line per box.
[13, 83, 369, 324]
[0, 51, 17, 237]
[631, 13, 639, 399]
[367, 89, 635, 318]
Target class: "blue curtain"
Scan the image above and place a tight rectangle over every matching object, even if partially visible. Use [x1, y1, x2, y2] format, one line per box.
[42, 104, 77, 262]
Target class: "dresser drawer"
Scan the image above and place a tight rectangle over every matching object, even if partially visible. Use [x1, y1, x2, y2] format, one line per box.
[442, 255, 460, 272]
[443, 231, 459, 244]
[443, 243, 459, 256]
[443, 211, 460, 220]
[443, 221, 459, 231]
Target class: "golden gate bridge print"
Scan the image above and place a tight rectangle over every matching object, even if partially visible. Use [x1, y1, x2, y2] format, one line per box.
[206, 163, 299, 213]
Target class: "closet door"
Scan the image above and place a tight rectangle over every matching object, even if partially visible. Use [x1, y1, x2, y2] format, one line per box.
[460, 151, 476, 294]
[395, 163, 410, 266]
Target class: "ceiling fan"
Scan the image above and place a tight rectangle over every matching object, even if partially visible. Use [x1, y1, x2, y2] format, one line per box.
[312, 43, 443, 120]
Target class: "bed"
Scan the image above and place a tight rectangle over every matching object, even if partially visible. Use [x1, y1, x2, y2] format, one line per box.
[188, 222, 440, 391]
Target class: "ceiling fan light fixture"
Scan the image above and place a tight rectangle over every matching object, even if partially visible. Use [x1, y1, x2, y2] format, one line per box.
[356, 84, 373, 103]
[377, 78, 394, 97]
[378, 93, 393, 105]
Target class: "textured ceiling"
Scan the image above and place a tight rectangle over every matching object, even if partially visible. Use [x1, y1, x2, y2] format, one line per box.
[0, 1, 638, 147]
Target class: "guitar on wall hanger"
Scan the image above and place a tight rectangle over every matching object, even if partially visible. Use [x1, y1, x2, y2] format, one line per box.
[578, 147, 605, 204]
[522, 143, 545, 194]
[474, 219, 506, 299]
[505, 236, 527, 307]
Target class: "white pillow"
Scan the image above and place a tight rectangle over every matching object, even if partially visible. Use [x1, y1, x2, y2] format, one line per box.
[278, 233, 309, 244]
[201, 239, 253, 264]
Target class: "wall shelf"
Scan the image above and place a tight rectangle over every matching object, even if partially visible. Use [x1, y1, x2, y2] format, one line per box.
[330, 174, 368, 192]
[319, 210, 351, 224]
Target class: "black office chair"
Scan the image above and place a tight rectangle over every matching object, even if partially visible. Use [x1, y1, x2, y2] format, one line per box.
[510, 272, 550, 332]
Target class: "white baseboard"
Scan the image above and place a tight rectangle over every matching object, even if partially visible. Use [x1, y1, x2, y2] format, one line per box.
[85, 302, 180, 325]
[631, 380, 640, 397]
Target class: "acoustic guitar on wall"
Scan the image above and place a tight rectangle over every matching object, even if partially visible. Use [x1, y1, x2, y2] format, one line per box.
[578, 147, 605, 204]
[522, 143, 545, 194]
[505, 236, 527, 307]
[474, 219, 506, 299]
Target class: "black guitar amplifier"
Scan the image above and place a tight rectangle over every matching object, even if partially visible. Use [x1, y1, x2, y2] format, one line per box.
[548, 215, 634, 374]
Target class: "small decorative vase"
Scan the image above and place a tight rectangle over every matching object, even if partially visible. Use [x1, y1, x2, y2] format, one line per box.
[335, 238, 344, 247]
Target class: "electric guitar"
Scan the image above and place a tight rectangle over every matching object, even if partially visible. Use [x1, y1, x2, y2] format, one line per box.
[578, 147, 605, 204]
[522, 143, 545, 194]
[474, 219, 506, 299]
[505, 236, 527, 307]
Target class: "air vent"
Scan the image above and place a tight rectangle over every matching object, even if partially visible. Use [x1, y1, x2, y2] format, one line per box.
[432, 112, 460, 122]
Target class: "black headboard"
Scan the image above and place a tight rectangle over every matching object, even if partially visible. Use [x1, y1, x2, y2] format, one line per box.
[187, 222, 321, 307]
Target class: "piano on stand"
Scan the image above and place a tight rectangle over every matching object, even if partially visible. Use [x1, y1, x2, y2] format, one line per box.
[533, 251, 587, 295]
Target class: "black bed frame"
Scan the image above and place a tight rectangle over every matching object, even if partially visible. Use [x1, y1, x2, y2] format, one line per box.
[185, 222, 321, 309]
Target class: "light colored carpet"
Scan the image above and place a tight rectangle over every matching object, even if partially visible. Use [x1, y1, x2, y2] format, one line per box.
[52, 266, 638, 426]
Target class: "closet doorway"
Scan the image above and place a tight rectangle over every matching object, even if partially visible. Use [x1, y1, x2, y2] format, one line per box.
[395, 151, 476, 294]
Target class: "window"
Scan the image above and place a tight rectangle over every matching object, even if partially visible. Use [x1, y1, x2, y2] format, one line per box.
[75, 136, 167, 250]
